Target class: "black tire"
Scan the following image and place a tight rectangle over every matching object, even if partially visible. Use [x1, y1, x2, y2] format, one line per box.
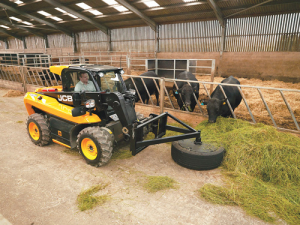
[77, 127, 114, 167]
[171, 139, 225, 170]
[26, 113, 51, 146]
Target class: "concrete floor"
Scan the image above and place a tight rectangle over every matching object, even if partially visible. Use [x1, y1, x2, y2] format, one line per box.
[0, 88, 272, 225]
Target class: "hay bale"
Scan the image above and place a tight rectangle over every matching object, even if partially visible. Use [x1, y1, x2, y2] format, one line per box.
[3, 90, 24, 97]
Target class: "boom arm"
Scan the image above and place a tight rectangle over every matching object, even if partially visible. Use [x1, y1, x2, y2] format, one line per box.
[103, 92, 137, 128]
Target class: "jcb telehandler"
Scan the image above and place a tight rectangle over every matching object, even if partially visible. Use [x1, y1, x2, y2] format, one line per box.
[24, 64, 223, 169]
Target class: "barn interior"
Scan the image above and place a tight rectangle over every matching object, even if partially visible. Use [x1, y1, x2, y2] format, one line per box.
[0, 0, 299, 80]
[1, 0, 300, 133]
[0, 1, 300, 225]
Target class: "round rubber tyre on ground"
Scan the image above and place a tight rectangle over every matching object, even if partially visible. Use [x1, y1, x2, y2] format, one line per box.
[26, 113, 51, 146]
[171, 139, 225, 170]
[77, 127, 114, 167]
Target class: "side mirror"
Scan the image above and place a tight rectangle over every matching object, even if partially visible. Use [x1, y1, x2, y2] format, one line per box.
[72, 93, 81, 107]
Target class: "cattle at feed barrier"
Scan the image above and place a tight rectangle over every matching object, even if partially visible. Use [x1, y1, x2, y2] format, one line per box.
[124, 71, 159, 106]
[202, 76, 242, 123]
[172, 71, 199, 112]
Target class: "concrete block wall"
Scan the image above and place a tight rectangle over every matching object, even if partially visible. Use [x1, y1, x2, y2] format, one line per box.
[219, 52, 300, 83]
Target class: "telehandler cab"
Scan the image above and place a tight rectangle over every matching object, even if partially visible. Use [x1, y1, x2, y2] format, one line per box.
[24, 64, 223, 170]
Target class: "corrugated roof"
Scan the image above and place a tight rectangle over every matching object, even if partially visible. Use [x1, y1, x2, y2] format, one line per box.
[0, 0, 299, 39]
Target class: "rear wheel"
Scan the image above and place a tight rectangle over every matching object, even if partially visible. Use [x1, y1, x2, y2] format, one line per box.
[26, 113, 51, 146]
[77, 127, 114, 167]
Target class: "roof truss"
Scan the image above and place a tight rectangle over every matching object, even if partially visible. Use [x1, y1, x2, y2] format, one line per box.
[0, 2, 73, 37]
[115, 0, 157, 31]
[225, 0, 274, 18]
[207, 0, 225, 27]
[42, 0, 109, 34]
[0, 27, 23, 40]
[0, 19, 45, 38]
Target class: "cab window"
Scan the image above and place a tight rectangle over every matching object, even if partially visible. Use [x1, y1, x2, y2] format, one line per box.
[96, 71, 124, 93]
[61, 70, 96, 92]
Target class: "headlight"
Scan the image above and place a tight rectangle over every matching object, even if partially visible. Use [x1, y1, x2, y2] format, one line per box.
[120, 70, 125, 75]
[99, 72, 104, 77]
[85, 99, 95, 108]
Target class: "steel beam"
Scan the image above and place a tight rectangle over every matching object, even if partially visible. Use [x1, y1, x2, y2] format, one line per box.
[42, 0, 108, 34]
[22, 37, 27, 49]
[207, 0, 225, 27]
[44, 35, 49, 48]
[220, 21, 226, 55]
[0, 2, 73, 37]
[72, 33, 77, 53]
[115, 0, 157, 31]
[5, 39, 9, 49]
[225, 0, 274, 18]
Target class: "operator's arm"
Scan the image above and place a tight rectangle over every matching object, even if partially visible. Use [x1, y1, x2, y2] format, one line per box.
[87, 81, 96, 92]
[74, 82, 82, 92]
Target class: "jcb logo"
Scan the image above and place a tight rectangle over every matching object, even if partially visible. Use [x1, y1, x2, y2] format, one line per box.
[58, 95, 73, 102]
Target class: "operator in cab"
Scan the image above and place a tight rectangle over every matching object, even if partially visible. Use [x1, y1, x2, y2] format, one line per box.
[74, 72, 96, 92]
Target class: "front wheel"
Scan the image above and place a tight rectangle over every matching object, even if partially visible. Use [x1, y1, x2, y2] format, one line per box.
[77, 127, 114, 167]
[26, 113, 51, 146]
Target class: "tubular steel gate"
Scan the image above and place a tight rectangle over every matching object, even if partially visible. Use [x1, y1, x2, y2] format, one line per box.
[1, 65, 299, 134]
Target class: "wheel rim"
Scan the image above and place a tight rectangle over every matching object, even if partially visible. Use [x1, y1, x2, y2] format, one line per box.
[28, 122, 40, 141]
[81, 138, 98, 160]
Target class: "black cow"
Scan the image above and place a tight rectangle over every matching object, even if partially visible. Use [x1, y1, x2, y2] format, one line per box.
[172, 71, 199, 112]
[124, 71, 159, 106]
[204, 76, 242, 123]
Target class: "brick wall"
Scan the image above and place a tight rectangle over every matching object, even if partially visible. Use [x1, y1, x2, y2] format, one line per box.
[157, 52, 300, 83]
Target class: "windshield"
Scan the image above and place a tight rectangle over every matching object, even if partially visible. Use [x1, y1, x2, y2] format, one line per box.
[97, 71, 125, 93]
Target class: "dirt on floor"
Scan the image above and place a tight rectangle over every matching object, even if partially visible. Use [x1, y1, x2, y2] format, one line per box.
[0, 87, 278, 225]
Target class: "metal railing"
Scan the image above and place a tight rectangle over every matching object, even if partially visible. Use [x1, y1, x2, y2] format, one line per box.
[127, 51, 156, 74]
[1, 64, 299, 133]
[122, 75, 300, 133]
[0, 65, 60, 90]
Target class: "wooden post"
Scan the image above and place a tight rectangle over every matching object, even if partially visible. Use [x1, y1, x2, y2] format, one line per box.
[159, 77, 165, 114]
[20, 66, 27, 92]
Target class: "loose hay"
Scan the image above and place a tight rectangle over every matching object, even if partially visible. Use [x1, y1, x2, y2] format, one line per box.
[3, 90, 24, 97]
[111, 141, 132, 160]
[196, 117, 300, 225]
[77, 184, 110, 211]
[142, 176, 178, 193]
